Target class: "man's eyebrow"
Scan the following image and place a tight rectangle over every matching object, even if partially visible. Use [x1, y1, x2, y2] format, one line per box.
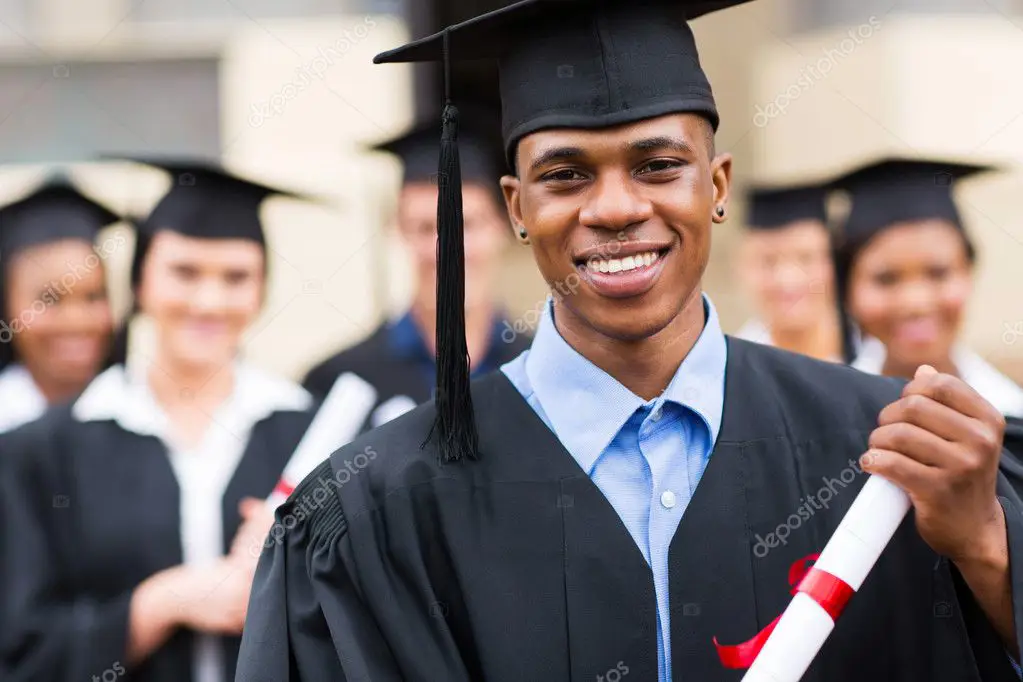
[629, 136, 695, 155]
[529, 146, 585, 172]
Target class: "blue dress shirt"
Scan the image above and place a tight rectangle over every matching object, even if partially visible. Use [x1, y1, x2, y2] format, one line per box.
[389, 312, 514, 396]
[502, 295, 727, 682]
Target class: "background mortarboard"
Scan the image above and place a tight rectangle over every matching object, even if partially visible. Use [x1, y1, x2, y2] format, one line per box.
[373, 0, 754, 463]
[371, 106, 505, 185]
[832, 157, 997, 245]
[110, 155, 313, 244]
[746, 183, 829, 231]
[0, 176, 120, 259]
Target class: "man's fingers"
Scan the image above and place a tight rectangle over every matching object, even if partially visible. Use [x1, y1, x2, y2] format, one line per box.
[903, 367, 996, 422]
[878, 393, 978, 443]
[860, 448, 937, 495]
[869, 422, 962, 468]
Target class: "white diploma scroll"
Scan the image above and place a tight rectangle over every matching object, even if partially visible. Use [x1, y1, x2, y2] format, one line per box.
[741, 475, 912, 682]
[266, 372, 378, 508]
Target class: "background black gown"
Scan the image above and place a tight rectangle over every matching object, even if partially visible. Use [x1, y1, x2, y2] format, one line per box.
[238, 338, 1023, 682]
[0, 399, 314, 682]
[302, 318, 532, 432]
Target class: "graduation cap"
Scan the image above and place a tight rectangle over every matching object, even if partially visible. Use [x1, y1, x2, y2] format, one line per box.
[0, 177, 120, 259]
[371, 110, 504, 186]
[832, 157, 996, 244]
[110, 155, 312, 244]
[373, 0, 753, 463]
[746, 183, 828, 231]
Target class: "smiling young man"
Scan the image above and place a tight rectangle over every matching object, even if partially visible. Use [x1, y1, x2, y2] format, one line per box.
[236, 1, 1023, 681]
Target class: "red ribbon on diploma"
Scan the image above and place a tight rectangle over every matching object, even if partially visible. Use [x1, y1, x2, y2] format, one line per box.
[272, 479, 296, 499]
[713, 553, 855, 669]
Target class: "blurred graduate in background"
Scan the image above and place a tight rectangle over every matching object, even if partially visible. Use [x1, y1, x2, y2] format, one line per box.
[0, 177, 120, 433]
[0, 158, 318, 682]
[735, 182, 843, 362]
[302, 112, 532, 430]
[834, 157, 1023, 417]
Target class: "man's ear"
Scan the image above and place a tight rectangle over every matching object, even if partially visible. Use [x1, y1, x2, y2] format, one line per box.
[501, 174, 525, 242]
[710, 152, 733, 222]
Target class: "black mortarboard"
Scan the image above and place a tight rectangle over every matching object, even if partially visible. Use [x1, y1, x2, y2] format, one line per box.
[373, 0, 752, 463]
[832, 157, 996, 244]
[0, 177, 120, 259]
[746, 183, 828, 231]
[376, 0, 751, 165]
[372, 112, 503, 186]
[111, 155, 311, 244]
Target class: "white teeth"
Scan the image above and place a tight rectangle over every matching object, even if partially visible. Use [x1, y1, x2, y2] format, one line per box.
[586, 250, 661, 274]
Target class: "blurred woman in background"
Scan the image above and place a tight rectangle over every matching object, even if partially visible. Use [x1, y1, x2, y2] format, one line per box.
[0, 158, 317, 682]
[0, 178, 120, 433]
[735, 182, 843, 361]
[834, 157, 1023, 417]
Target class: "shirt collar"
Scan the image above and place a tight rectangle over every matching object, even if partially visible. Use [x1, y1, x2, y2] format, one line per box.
[524, 294, 727, 474]
[73, 361, 312, 439]
[0, 364, 47, 432]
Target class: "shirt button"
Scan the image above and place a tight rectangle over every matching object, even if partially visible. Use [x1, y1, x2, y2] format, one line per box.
[661, 490, 676, 509]
[651, 406, 662, 422]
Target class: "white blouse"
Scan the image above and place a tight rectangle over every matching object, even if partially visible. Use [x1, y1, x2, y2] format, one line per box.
[735, 317, 845, 363]
[735, 318, 772, 346]
[73, 362, 312, 682]
[0, 364, 48, 434]
[853, 336, 1023, 418]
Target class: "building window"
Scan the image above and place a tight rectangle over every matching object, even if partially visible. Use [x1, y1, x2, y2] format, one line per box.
[793, 0, 1020, 33]
[133, 0, 359, 22]
[0, 57, 219, 164]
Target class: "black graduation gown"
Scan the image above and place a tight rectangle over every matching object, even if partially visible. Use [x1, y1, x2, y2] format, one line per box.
[0, 403, 314, 682]
[301, 321, 532, 430]
[238, 338, 1023, 682]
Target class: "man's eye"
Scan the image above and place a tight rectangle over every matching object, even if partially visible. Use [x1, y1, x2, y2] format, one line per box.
[543, 169, 584, 182]
[637, 159, 683, 174]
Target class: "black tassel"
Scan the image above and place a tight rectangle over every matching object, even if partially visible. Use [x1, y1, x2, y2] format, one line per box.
[429, 102, 479, 464]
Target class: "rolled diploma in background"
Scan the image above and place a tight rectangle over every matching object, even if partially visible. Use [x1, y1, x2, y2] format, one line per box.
[742, 475, 912, 682]
[266, 371, 378, 508]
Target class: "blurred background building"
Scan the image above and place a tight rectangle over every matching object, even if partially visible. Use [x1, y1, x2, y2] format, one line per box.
[0, 0, 1019, 381]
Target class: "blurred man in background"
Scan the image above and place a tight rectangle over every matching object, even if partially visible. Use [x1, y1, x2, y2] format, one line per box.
[735, 182, 843, 362]
[302, 114, 532, 429]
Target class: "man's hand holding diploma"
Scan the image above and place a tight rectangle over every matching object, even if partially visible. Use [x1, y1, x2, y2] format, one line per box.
[863, 364, 1014, 655]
